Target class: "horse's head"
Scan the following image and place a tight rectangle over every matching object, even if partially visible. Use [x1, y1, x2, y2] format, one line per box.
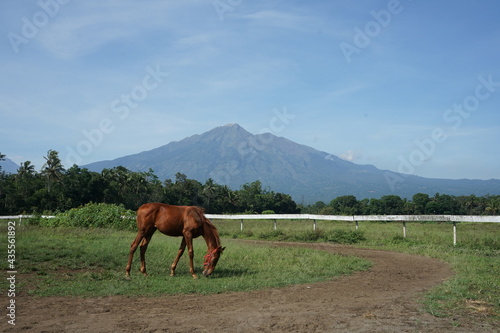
[203, 246, 225, 277]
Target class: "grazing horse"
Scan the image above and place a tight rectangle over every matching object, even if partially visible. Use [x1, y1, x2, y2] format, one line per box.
[125, 203, 225, 279]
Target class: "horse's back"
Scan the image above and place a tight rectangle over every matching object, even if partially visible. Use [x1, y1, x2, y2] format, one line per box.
[136, 203, 204, 236]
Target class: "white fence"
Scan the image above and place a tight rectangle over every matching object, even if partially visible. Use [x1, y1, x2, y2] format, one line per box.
[2, 214, 499, 246]
[205, 214, 500, 246]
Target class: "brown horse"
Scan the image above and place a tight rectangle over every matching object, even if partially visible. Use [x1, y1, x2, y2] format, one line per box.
[125, 203, 225, 279]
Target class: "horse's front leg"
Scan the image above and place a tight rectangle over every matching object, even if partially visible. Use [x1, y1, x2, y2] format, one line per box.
[170, 238, 186, 276]
[184, 233, 198, 279]
[139, 230, 155, 277]
[126, 230, 145, 279]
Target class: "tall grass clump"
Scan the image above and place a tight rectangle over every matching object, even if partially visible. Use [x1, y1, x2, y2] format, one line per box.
[229, 227, 366, 244]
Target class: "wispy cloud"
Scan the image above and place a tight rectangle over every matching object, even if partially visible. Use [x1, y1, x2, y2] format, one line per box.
[37, 1, 203, 59]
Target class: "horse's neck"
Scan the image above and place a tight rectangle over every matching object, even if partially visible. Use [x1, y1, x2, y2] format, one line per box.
[202, 222, 220, 250]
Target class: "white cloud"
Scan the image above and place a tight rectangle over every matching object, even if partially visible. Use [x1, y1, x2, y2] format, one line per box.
[339, 150, 361, 162]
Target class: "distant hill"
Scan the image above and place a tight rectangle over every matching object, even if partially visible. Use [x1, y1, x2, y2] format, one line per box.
[0, 158, 19, 174]
[84, 124, 500, 203]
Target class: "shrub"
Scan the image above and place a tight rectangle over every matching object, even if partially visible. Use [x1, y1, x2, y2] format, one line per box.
[39, 203, 136, 230]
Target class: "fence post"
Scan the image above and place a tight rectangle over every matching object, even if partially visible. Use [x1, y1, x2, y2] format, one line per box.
[403, 221, 407, 238]
[273, 219, 277, 231]
[355, 220, 358, 230]
[240, 219, 244, 231]
[313, 219, 316, 231]
[453, 222, 457, 246]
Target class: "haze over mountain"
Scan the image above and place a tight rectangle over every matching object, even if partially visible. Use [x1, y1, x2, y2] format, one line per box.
[84, 124, 500, 203]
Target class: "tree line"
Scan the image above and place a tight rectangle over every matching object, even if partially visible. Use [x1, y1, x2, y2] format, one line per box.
[302, 193, 500, 216]
[0, 150, 298, 215]
[1, 150, 499, 216]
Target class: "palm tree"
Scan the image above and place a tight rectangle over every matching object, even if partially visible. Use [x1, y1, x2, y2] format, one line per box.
[16, 161, 36, 179]
[485, 198, 500, 215]
[0, 152, 5, 172]
[203, 178, 216, 209]
[41, 150, 65, 193]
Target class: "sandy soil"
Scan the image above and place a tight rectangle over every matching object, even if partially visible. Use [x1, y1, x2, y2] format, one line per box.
[3, 241, 498, 332]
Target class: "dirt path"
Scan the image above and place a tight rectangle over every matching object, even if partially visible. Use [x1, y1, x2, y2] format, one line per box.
[4, 242, 496, 332]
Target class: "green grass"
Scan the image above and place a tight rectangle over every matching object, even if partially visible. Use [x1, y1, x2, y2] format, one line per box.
[217, 219, 500, 321]
[0, 225, 371, 297]
[1, 218, 498, 324]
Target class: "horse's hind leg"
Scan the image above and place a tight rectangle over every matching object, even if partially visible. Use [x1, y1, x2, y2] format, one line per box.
[170, 237, 187, 276]
[126, 230, 145, 278]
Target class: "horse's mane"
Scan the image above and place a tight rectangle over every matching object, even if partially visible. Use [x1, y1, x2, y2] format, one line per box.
[195, 206, 221, 247]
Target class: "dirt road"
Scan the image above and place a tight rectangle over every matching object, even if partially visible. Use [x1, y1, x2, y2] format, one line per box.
[4, 242, 497, 332]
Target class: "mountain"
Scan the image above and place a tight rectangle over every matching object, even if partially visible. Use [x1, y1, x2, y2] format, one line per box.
[0, 158, 19, 174]
[84, 124, 500, 203]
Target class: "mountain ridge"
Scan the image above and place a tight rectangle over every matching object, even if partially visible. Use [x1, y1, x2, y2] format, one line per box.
[0, 157, 19, 174]
[83, 124, 500, 202]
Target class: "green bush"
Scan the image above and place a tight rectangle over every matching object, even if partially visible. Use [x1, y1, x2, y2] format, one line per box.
[38, 203, 136, 230]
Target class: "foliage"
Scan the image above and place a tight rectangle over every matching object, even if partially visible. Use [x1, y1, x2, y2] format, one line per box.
[34, 203, 136, 230]
[301, 193, 500, 216]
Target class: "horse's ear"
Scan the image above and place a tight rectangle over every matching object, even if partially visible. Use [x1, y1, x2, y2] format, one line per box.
[219, 246, 226, 253]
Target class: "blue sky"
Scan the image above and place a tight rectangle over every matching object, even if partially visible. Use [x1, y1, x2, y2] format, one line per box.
[1, 0, 499, 180]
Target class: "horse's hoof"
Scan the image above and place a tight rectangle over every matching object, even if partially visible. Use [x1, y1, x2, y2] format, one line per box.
[192, 275, 198, 279]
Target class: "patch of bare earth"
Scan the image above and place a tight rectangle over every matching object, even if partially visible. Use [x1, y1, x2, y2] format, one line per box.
[3, 242, 498, 332]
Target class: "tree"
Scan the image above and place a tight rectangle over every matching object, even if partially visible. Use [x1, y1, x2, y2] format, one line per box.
[379, 195, 404, 215]
[271, 192, 299, 214]
[238, 180, 268, 213]
[412, 193, 430, 214]
[485, 197, 500, 215]
[202, 178, 217, 211]
[17, 161, 36, 178]
[0, 152, 5, 171]
[41, 150, 65, 193]
[329, 195, 359, 215]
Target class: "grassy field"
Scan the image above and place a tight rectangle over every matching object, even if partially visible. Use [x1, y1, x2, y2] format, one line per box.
[1, 218, 498, 321]
[0, 224, 370, 297]
[215, 218, 500, 319]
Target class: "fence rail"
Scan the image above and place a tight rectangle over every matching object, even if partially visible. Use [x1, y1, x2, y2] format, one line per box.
[2, 214, 499, 246]
[205, 214, 500, 246]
